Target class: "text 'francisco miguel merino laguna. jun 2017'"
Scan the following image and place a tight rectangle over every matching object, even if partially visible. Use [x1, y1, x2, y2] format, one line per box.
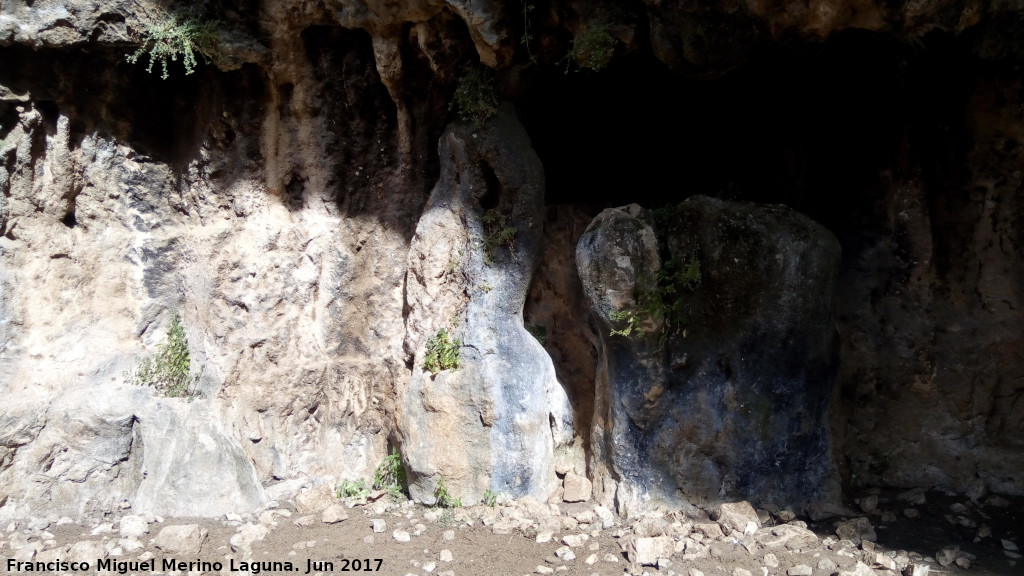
[6, 557, 381, 573]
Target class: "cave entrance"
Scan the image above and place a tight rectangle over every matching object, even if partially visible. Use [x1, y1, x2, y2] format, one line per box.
[515, 28, 970, 231]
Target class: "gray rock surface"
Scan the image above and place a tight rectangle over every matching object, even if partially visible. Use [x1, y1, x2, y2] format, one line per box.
[577, 197, 842, 511]
[400, 104, 574, 506]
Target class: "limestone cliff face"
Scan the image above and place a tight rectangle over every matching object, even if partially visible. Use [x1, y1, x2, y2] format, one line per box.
[0, 0, 1021, 520]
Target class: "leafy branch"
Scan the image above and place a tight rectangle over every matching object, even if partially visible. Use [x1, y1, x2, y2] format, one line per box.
[126, 9, 219, 79]
[125, 312, 202, 398]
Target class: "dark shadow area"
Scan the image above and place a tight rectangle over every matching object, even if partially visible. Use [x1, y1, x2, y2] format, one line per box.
[803, 488, 1024, 576]
[517, 28, 974, 241]
[519, 27, 1021, 523]
[0, 44, 265, 176]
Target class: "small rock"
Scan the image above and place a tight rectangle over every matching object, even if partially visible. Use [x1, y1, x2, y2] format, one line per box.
[734, 569, 753, 576]
[372, 519, 387, 533]
[322, 504, 349, 524]
[439, 549, 452, 562]
[835, 517, 876, 544]
[635, 516, 669, 538]
[905, 563, 930, 576]
[119, 516, 148, 539]
[954, 556, 972, 569]
[12, 545, 36, 562]
[563, 534, 588, 547]
[536, 566, 554, 574]
[154, 524, 207, 555]
[537, 531, 554, 543]
[293, 515, 316, 527]
[935, 547, 958, 567]
[585, 553, 598, 565]
[903, 509, 920, 519]
[858, 495, 879, 514]
[594, 505, 615, 528]
[715, 502, 761, 534]
[897, 487, 926, 505]
[563, 472, 593, 503]
[443, 529, 455, 541]
[627, 536, 674, 566]
[873, 553, 896, 571]
[118, 538, 144, 553]
[763, 553, 779, 567]
[393, 530, 411, 542]
[690, 569, 706, 576]
[422, 561, 437, 572]
[839, 561, 877, 576]
[229, 523, 270, 554]
[68, 540, 106, 563]
[362, 535, 374, 544]
[694, 523, 725, 539]
[789, 565, 813, 576]
[1003, 540, 1020, 552]
[555, 545, 577, 561]
[295, 484, 336, 513]
[817, 558, 838, 572]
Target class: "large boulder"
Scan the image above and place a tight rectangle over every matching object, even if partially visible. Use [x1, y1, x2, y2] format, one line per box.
[400, 104, 574, 505]
[577, 197, 841, 511]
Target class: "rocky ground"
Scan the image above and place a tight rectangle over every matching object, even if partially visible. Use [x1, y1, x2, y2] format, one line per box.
[1, 489, 1020, 576]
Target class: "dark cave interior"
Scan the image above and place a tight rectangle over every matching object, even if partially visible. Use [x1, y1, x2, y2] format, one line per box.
[517, 28, 978, 256]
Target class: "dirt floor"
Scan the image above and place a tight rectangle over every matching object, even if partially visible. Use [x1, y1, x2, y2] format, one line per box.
[2, 489, 1021, 576]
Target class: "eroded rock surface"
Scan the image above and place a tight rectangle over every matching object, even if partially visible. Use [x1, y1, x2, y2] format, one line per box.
[578, 197, 841, 512]
[401, 104, 574, 505]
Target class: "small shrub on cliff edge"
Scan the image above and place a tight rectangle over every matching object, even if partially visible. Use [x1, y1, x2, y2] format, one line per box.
[337, 478, 370, 499]
[434, 476, 462, 509]
[483, 489, 498, 507]
[609, 252, 702, 347]
[125, 312, 202, 398]
[567, 17, 617, 72]
[482, 209, 516, 266]
[373, 447, 408, 499]
[126, 9, 219, 79]
[450, 66, 498, 126]
[423, 327, 460, 374]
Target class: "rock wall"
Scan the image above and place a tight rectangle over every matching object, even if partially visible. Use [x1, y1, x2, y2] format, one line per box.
[577, 198, 842, 513]
[0, 0, 1021, 521]
[401, 105, 575, 505]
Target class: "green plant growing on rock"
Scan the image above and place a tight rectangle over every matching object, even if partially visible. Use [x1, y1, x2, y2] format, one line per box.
[337, 478, 370, 499]
[423, 327, 460, 374]
[567, 17, 617, 71]
[373, 447, 407, 499]
[433, 476, 462, 509]
[609, 252, 702, 348]
[451, 66, 498, 126]
[483, 489, 498, 507]
[482, 209, 516, 266]
[126, 9, 219, 79]
[125, 312, 202, 398]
